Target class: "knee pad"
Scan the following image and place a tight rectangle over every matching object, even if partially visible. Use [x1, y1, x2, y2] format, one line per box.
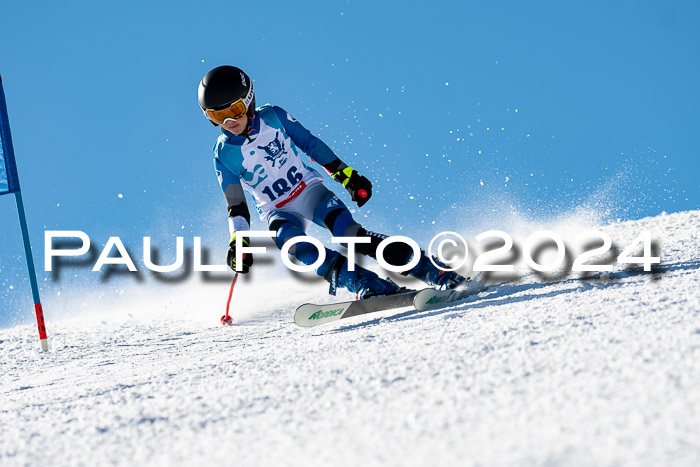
[270, 219, 305, 250]
[355, 228, 414, 270]
[323, 208, 361, 237]
[270, 219, 329, 268]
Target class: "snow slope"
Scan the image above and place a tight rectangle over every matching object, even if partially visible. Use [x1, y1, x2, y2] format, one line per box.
[1, 210, 699, 466]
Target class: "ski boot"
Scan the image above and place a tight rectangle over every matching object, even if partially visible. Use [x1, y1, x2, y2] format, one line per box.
[406, 254, 470, 290]
[356, 274, 402, 300]
[324, 254, 401, 300]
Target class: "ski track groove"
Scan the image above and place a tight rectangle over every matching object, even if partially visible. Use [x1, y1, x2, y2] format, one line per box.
[1, 211, 699, 466]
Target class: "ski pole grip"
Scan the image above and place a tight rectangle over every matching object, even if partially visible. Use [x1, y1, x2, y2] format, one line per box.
[358, 189, 368, 198]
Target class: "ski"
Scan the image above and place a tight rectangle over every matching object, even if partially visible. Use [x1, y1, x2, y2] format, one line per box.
[294, 289, 421, 327]
[295, 278, 487, 327]
[413, 279, 487, 312]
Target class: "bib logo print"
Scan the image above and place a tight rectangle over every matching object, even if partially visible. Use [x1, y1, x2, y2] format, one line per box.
[257, 131, 288, 168]
[243, 163, 268, 188]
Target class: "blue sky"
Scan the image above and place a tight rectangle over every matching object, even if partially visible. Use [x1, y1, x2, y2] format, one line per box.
[1, 0, 698, 326]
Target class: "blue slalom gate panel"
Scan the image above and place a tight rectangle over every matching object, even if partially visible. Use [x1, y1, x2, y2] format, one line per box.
[0, 134, 8, 194]
[0, 75, 20, 196]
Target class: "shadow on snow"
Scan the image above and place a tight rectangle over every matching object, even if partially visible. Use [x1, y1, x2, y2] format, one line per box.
[326, 260, 700, 334]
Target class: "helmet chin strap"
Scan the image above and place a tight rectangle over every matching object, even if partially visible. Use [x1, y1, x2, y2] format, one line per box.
[243, 113, 254, 142]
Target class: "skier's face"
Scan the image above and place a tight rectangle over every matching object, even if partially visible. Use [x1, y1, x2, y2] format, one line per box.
[221, 115, 248, 135]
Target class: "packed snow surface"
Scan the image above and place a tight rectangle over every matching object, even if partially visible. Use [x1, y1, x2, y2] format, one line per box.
[1, 210, 699, 466]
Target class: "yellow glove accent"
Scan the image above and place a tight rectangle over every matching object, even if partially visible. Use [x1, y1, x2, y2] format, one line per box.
[332, 166, 354, 187]
[230, 232, 250, 246]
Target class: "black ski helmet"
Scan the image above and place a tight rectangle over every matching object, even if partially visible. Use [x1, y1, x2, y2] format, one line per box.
[198, 65, 256, 116]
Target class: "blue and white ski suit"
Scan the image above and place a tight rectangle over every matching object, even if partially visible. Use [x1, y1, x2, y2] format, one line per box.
[211, 104, 457, 294]
[213, 105, 368, 281]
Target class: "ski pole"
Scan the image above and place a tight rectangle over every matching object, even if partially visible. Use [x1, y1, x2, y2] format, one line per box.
[221, 272, 238, 326]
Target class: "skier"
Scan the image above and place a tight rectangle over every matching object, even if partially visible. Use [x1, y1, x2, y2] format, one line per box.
[199, 65, 469, 299]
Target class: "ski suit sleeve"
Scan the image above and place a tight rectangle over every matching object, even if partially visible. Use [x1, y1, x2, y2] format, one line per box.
[214, 157, 250, 236]
[272, 105, 348, 175]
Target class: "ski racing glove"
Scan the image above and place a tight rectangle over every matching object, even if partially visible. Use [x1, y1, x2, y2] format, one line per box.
[332, 166, 372, 207]
[226, 233, 254, 273]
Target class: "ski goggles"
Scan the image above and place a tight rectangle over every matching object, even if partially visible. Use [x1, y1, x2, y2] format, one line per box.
[203, 83, 254, 124]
